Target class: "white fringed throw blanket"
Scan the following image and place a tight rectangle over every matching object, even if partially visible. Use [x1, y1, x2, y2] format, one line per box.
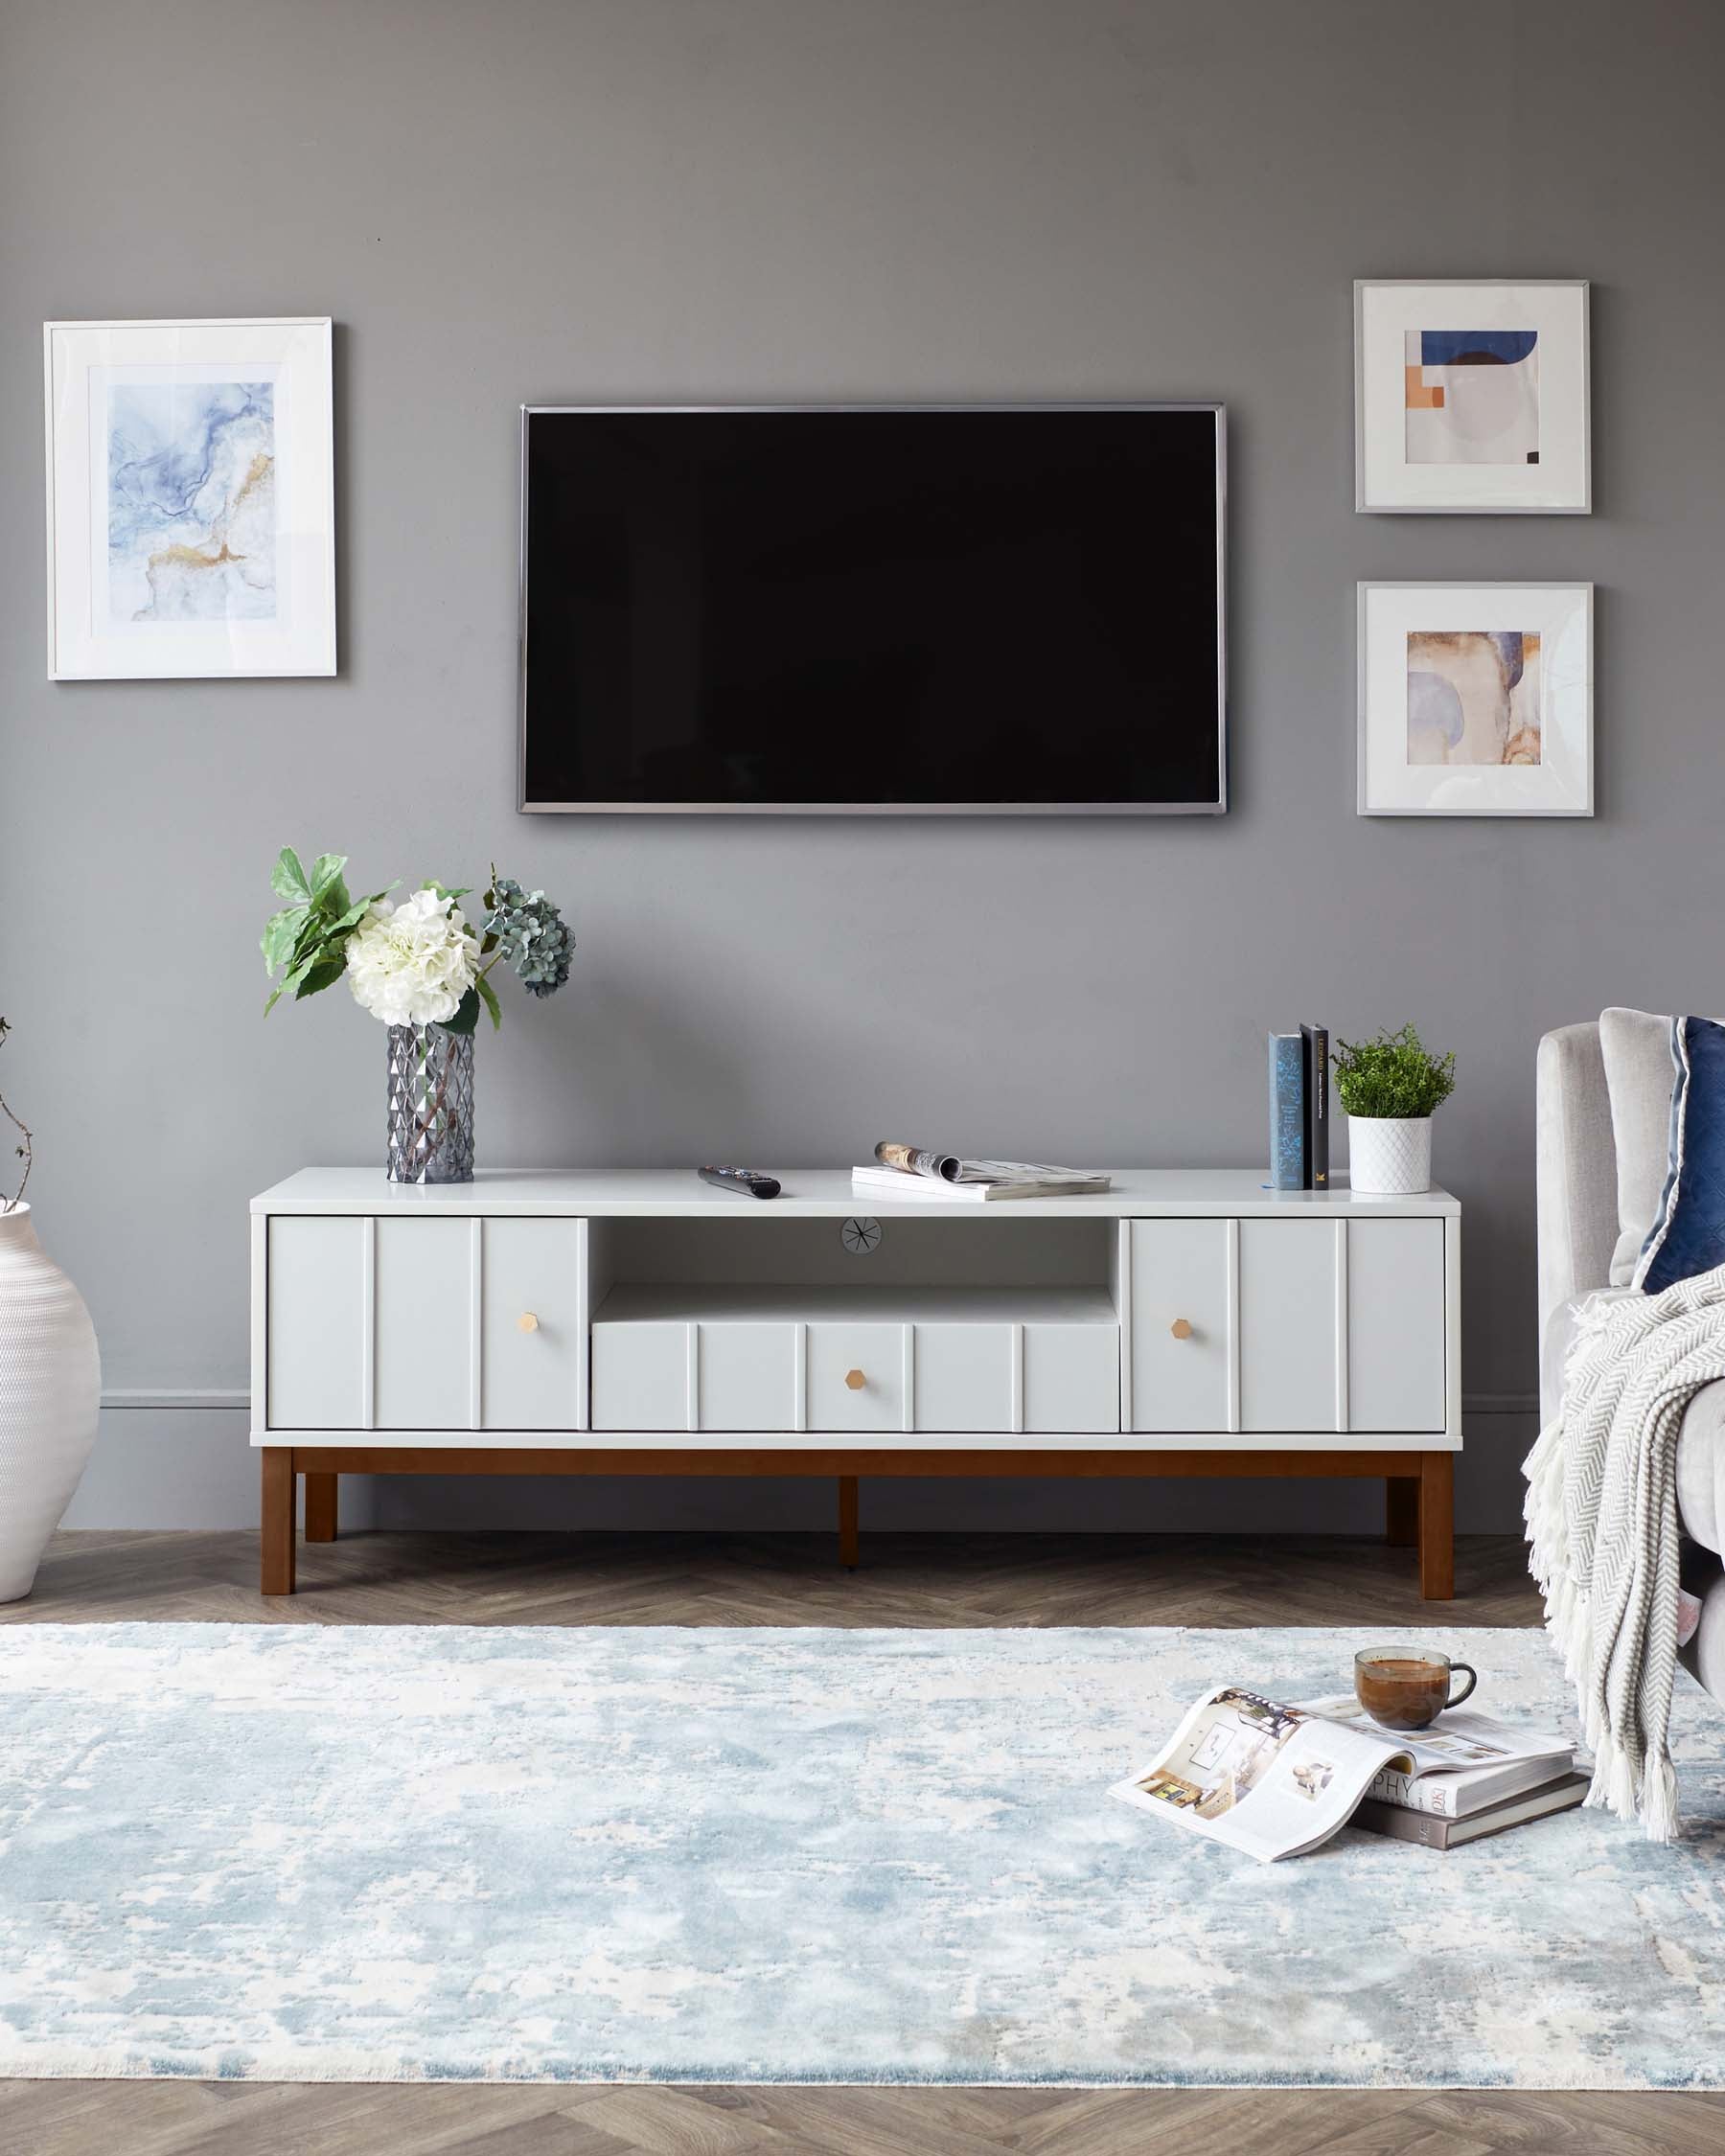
[1524, 1264, 1725, 1842]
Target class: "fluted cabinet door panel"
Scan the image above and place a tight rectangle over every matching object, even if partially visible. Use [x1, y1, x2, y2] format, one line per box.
[1238, 1220, 1340, 1433]
[482, 1218, 585, 1430]
[1128, 1221, 1230, 1433]
[374, 1218, 473, 1429]
[266, 1217, 365, 1430]
[1348, 1218, 1446, 1432]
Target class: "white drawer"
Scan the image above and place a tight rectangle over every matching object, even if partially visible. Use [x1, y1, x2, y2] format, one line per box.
[808, 1322, 908, 1434]
[591, 1320, 691, 1432]
[913, 1323, 1013, 1433]
[699, 1322, 799, 1432]
[1024, 1323, 1120, 1434]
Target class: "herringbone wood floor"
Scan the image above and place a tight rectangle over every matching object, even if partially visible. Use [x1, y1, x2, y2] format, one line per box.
[2, 1526, 1718, 2156]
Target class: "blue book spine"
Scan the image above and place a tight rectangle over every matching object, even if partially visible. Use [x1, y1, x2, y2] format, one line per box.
[1268, 1032, 1306, 1192]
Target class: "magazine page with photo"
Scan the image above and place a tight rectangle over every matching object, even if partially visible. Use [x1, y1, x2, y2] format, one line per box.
[1111, 1687, 1416, 1864]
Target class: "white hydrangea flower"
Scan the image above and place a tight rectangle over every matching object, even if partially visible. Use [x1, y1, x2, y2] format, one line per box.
[345, 888, 479, 1027]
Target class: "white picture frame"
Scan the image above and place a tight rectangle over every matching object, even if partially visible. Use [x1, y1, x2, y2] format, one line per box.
[1354, 280, 1590, 514]
[1357, 581, 1594, 817]
[44, 316, 335, 678]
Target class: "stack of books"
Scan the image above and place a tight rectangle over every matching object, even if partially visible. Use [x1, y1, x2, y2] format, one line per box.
[1349, 1727, 1589, 1850]
[1267, 1022, 1330, 1192]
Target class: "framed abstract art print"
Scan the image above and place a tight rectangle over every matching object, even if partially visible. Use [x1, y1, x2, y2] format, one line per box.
[44, 316, 334, 678]
[1357, 582, 1593, 817]
[1354, 281, 1590, 514]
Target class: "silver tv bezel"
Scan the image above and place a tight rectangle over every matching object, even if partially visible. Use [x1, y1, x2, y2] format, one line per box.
[518, 402, 1227, 816]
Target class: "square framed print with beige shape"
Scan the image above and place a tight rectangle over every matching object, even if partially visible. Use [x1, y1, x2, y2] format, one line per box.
[1357, 581, 1593, 816]
[1354, 280, 1590, 513]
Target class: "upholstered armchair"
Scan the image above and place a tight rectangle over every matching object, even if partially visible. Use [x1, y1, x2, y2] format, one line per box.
[1537, 1021, 1725, 1704]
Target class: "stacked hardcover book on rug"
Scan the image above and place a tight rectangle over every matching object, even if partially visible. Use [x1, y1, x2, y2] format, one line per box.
[1113, 1685, 1585, 1862]
[853, 1142, 1112, 1203]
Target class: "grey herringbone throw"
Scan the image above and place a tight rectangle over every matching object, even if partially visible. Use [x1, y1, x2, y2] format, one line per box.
[1524, 1264, 1725, 1841]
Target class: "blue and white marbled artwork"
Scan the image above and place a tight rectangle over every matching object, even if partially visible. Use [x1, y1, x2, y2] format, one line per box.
[106, 380, 276, 622]
[2, 1622, 1724, 2088]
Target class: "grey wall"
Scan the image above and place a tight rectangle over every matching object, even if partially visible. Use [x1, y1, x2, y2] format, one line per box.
[7, 0, 1722, 1539]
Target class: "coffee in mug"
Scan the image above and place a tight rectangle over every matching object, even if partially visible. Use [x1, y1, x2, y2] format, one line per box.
[1353, 1647, 1477, 1731]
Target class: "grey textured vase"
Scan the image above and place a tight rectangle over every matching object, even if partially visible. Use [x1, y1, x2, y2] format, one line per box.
[385, 1024, 474, 1183]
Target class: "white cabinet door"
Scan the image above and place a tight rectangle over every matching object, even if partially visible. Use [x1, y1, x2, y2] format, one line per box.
[914, 1324, 1013, 1434]
[808, 1323, 907, 1434]
[267, 1217, 366, 1430]
[375, 1218, 473, 1429]
[1238, 1219, 1341, 1433]
[482, 1218, 585, 1431]
[1348, 1218, 1446, 1433]
[1128, 1220, 1230, 1433]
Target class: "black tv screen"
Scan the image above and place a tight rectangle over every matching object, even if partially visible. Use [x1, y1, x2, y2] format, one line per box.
[519, 405, 1225, 814]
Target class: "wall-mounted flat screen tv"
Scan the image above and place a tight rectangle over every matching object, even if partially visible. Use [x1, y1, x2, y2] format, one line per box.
[519, 405, 1225, 814]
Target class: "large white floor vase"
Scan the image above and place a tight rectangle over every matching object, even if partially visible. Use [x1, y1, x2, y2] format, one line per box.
[1347, 1113, 1434, 1196]
[0, 1204, 100, 1602]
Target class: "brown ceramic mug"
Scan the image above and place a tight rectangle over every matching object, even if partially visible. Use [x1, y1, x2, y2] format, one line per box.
[1353, 1647, 1477, 1732]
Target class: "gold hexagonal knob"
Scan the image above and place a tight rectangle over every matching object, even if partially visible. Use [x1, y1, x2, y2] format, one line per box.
[1169, 1318, 1194, 1341]
[518, 1311, 540, 1334]
[844, 1367, 866, 1390]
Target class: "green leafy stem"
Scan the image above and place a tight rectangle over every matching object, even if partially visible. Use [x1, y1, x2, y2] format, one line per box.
[262, 849, 505, 1034]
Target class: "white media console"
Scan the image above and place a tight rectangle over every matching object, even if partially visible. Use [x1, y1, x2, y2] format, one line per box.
[250, 1167, 1461, 1597]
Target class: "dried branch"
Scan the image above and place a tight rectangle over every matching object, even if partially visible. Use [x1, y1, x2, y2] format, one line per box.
[0, 1017, 32, 1214]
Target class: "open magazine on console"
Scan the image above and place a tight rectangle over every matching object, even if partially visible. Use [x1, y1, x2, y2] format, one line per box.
[1111, 1686, 1569, 1863]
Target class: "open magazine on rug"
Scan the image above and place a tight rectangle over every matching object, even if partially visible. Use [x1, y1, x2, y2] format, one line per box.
[1111, 1686, 1569, 1863]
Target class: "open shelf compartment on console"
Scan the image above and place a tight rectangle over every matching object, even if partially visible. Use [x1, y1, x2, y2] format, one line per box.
[588, 1214, 1124, 1436]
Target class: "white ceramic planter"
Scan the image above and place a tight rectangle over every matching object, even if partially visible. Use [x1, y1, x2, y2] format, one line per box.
[0, 1204, 100, 1601]
[1347, 1114, 1434, 1197]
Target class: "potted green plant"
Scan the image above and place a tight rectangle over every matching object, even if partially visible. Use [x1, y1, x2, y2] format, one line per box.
[1331, 1024, 1456, 1196]
[262, 850, 573, 1183]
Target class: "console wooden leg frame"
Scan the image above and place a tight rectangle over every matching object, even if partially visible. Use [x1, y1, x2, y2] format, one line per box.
[261, 1447, 1457, 1600]
[304, 1472, 338, 1543]
[260, 1447, 295, 1597]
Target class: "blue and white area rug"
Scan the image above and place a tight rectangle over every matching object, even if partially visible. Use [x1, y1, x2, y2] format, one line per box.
[2, 1622, 1723, 2088]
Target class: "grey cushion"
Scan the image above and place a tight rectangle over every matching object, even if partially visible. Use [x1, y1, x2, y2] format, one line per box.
[1598, 1007, 1675, 1286]
[1542, 1289, 1725, 1556]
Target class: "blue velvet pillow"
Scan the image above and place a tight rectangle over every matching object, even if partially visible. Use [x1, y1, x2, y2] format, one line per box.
[1636, 1016, 1725, 1293]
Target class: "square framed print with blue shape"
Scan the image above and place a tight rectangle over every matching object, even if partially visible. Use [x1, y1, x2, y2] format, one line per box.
[1354, 280, 1590, 514]
[44, 316, 335, 678]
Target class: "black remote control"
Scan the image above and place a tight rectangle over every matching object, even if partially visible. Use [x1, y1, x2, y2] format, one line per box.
[699, 1165, 781, 1201]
